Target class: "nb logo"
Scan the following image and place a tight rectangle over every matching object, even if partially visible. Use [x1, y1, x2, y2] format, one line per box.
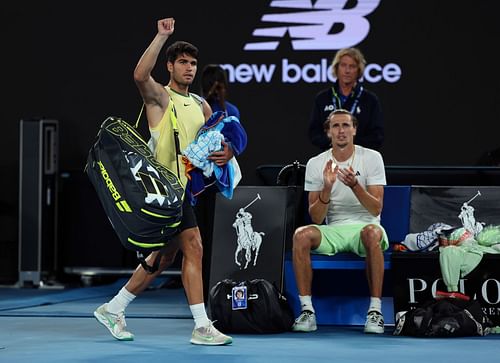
[244, 0, 380, 51]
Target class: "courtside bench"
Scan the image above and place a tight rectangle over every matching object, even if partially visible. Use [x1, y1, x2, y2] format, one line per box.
[283, 185, 411, 326]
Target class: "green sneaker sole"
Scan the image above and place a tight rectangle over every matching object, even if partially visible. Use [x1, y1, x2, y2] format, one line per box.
[94, 311, 134, 341]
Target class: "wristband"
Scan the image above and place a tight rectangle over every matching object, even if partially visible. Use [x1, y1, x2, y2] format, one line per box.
[318, 194, 330, 204]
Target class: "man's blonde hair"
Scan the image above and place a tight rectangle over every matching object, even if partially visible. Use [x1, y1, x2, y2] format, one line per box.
[331, 47, 366, 79]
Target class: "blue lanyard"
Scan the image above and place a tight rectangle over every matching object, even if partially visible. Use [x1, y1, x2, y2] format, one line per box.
[331, 85, 364, 114]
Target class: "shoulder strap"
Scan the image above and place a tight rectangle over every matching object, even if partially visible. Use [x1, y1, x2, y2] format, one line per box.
[169, 100, 181, 178]
[134, 103, 145, 129]
[134, 97, 181, 179]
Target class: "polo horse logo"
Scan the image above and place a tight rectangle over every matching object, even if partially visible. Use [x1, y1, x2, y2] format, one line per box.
[232, 194, 265, 269]
[458, 191, 485, 236]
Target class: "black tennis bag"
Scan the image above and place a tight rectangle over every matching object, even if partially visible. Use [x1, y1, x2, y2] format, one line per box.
[85, 116, 184, 272]
[208, 278, 295, 334]
[393, 298, 493, 337]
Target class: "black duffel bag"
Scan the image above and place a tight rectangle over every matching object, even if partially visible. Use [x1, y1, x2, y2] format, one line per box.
[393, 298, 493, 337]
[208, 278, 295, 334]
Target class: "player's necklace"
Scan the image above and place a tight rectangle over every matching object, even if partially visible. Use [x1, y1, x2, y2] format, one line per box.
[332, 145, 356, 168]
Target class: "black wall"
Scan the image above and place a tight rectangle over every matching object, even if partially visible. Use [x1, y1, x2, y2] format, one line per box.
[2, 1, 500, 282]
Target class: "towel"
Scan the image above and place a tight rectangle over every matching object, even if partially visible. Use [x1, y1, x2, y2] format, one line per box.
[182, 111, 247, 205]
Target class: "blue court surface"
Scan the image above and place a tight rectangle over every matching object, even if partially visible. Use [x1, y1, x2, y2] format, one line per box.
[1, 278, 500, 363]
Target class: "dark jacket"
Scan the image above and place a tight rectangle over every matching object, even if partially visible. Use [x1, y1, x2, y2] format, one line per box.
[308, 83, 384, 151]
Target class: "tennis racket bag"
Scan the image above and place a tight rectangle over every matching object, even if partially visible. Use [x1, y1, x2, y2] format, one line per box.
[85, 116, 184, 272]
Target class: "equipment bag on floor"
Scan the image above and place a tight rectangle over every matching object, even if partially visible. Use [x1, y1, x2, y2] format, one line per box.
[208, 278, 295, 334]
[393, 298, 493, 337]
[85, 116, 184, 272]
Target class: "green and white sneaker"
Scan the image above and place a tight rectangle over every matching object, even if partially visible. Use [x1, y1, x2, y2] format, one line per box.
[190, 321, 233, 345]
[94, 303, 134, 341]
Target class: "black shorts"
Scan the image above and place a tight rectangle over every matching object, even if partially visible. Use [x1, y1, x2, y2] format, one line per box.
[179, 197, 197, 231]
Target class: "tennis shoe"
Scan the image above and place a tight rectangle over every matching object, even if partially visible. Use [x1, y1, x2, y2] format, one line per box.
[364, 311, 384, 334]
[94, 303, 134, 341]
[292, 310, 317, 332]
[190, 321, 233, 345]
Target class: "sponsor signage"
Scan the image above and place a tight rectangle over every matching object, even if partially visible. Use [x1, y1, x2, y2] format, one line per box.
[222, 0, 402, 85]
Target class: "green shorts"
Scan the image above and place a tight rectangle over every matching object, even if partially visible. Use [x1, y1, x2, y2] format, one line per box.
[312, 223, 389, 257]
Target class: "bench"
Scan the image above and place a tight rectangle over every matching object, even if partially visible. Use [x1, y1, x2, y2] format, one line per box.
[283, 185, 411, 325]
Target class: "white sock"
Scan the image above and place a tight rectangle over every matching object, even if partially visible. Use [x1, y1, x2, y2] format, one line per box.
[190, 303, 210, 328]
[368, 297, 382, 314]
[298, 295, 315, 313]
[106, 287, 136, 314]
